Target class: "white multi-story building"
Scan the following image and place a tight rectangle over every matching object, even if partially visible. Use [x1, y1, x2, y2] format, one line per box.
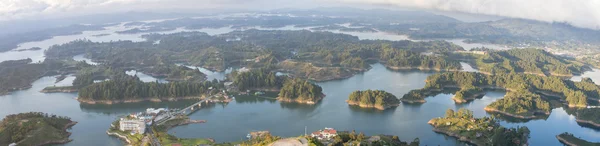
[119, 118, 146, 134]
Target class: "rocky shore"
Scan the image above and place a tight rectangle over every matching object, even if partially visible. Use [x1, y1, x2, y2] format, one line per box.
[576, 119, 600, 129]
[41, 86, 78, 93]
[77, 96, 204, 104]
[277, 94, 325, 105]
[483, 107, 549, 119]
[556, 135, 578, 146]
[346, 100, 399, 110]
[453, 92, 486, 104]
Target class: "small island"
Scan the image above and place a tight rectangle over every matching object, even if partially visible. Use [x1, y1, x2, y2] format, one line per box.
[346, 90, 400, 110]
[556, 132, 600, 146]
[428, 108, 530, 146]
[0, 112, 77, 146]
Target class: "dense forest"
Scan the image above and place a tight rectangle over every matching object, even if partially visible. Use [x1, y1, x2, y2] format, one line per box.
[0, 112, 75, 145]
[452, 87, 484, 103]
[0, 59, 67, 94]
[454, 48, 587, 76]
[278, 78, 324, 104]
[347, 90, 400, 110]
[405, 72, 598, 107]
[430, 108, 530, 146]
[486, 90, 551, 118]
[232, 68, 286, 90]
[44, 30, 463, 81]
[327, 130, 420, 146]
[78, 74, 221, 102]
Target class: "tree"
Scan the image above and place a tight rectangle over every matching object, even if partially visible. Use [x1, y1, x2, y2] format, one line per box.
[357, 132, 365, 141]
[445, 109, 455, 118]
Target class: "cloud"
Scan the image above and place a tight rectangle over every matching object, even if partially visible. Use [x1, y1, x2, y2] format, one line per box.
[338, 0, 600, 29]
[1, 0, 599, 29]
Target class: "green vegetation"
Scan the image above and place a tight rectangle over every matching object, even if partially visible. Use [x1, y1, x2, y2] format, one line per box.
[0, 112, 76, 146]
[45, 30, 463, 82]
[232, 68, 285, 90]
[486, 90, 551, 118]
[402, 72, 600, 117]
[557, 132, 600, 146]
[239, 133, 280, 146]
[347, 90, 400, 110]
[279, 78, 324, 104]
[429, 108, 530, 146]
[107, 119, 145, 146]
[78, 74, 221, 103]
[329, 130, 419, 146]
[0, 59, 67, 94]
[568, 108, 600, 128]
[381, 48, 461, 71]
[453, 87, 484, 103]
[455, 48, 587, 76]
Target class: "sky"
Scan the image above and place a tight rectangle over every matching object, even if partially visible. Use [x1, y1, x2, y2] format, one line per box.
[0, 0, 599, 29]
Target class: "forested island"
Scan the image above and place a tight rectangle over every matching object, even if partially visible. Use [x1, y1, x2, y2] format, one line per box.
[0, 59, 69, 95]
[556, 132, 600, 146]
[346, 90, 400, 110]
[402, 72, 600, 118]
[428, 109, 530, 146]
[77, 73, 221, 104]
[232, 69, 325, 104]
[0, 112, 77, 146]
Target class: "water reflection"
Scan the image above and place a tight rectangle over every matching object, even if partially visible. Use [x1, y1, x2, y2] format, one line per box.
[125, 70, 168, 83]
[571, 68, 600, 85]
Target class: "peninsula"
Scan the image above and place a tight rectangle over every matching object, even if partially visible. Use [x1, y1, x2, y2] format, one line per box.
[428, 108, 530, 146]
[556, 132, 600, 146]
[0, 112, 77, 146]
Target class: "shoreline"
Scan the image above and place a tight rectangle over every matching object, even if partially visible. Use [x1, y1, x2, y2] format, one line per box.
[483, 107, 548, 119]
[78, 96, 205, 104]
[40, 121, 78, 145]
[576, 119, 600, 129]
[556, 135, 578, 146]
[277, 94, 325, 105]
[400, 98, 426, 104]
[106, 131, 132, 144]
[427, 120, 479, 146]
[453, 92, 486, 104]
[41, 87, 78, 93]
[385, 65, 462, 72]
[346, 100, 398, 110]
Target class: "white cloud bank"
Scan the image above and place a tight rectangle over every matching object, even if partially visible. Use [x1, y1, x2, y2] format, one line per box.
[1, 0, 599, 29]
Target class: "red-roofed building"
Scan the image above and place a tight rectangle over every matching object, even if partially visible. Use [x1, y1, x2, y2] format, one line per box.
[310, 127, 337, 140]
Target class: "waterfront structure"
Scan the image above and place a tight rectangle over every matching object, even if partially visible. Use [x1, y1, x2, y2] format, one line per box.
[119, 118, 146, 134]
[311, 127, 337, 140]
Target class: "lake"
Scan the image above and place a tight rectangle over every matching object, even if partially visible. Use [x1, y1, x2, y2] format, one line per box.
[1, 63, 598, 145]
[1, 19, 599, 146]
